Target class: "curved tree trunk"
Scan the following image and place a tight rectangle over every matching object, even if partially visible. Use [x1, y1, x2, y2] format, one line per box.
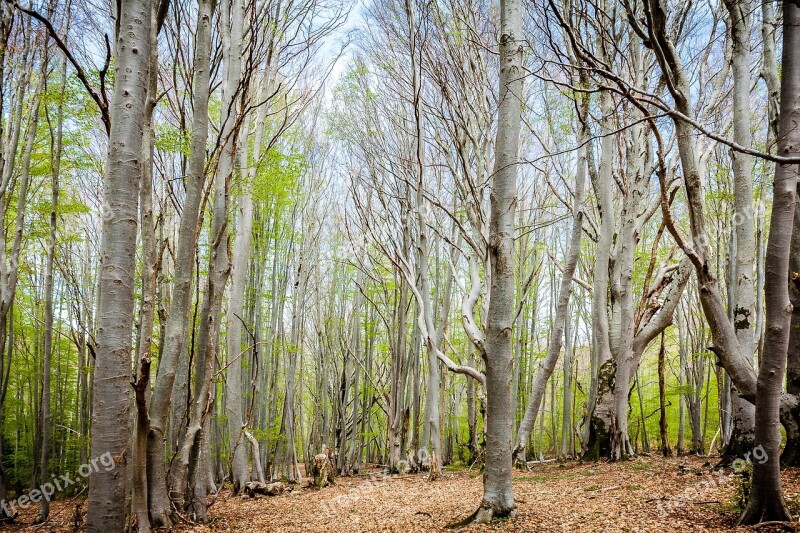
[513, 87, 587, 460]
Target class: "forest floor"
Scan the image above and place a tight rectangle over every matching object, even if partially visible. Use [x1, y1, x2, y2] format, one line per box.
[4, 455, 800, 532]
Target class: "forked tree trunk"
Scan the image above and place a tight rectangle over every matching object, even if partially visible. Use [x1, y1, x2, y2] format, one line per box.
[644, 0, 758, 410]
[147, 0, 213, 526]
[739, 0, 798, 524]
[583, 91, 615, 460]
[178, 0, 243, 510]
[87, 1, 153, 530]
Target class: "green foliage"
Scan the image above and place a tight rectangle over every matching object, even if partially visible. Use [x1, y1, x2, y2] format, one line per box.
[155, 124, 190, 155]
[250, 147, 304, 207]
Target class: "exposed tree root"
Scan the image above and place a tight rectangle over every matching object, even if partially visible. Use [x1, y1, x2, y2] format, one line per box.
[738, 497, 793, 526]
[446, 501, 517, 528]
[749, 521, 797, 532]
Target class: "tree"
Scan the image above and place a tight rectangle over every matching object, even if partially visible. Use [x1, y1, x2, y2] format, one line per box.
[146, 0, 212, 526]
[463, 0, 522, 523]
[87, 0, 155, 530]
[722, 0, 756, 458]
[513, 72, 587, 462]
[35, 6, 68, 519]
[739, 0, 799, 523]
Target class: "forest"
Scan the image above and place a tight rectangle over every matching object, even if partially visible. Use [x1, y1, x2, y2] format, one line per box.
[0, 0, 795, 530]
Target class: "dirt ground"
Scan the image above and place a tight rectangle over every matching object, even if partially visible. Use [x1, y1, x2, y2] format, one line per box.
[4, 456, 800, 531]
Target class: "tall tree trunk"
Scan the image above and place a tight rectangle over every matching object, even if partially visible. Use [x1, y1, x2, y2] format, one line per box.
[226, 68, 270, 494]
[36, 17, 68, 519]
[35, 78, 62, 525]
[462, 0, 522, 523]
[773, 0, 800, 466]
[723, 0, 756, 458]
[739, 0, 799, 523]
[179, 0, 243, 508]
[583, 91, 615, 460]
[132, 3, 161, 530]
[88, 1, 153, 530]
[147, 0, 213, 526]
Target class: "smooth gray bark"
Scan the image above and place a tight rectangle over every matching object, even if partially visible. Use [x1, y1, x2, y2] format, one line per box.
[88, 1, 153, 530]
[468, 0, 522, 523]
[147, 0, 213, 526]
[723, 0, 756, 456]
[739, 0, 799, 523]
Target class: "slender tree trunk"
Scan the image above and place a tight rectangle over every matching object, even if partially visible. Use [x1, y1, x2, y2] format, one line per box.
[513, 92, 586, 459]
[147, 0, 213, 526]
[723, 0, 756, 458]
[657, 333, 671, 456]
[388, 272, 408, 472]
[226, 68, 270, 494]
[677, 305, 686, 455]
[462, 0, 522, 523]
[561, 312, 575, 458]
[272, 253, 307, 483]
[36, 20, 68, 520]
[467, 344, 478, 462]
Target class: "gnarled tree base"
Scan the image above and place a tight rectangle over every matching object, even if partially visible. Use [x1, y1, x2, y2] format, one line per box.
[148, 505, 176, 530]
[738, 497, 792, 526]
[447, 500, 517, 528]
[582, 417, 611, 461]
[610, 430, 635, 462]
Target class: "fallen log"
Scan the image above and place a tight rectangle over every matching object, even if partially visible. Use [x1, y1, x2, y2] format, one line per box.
[244, 481, 287, 498]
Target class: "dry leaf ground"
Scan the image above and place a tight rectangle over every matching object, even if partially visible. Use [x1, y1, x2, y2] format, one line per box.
[4, 456, 800, 531]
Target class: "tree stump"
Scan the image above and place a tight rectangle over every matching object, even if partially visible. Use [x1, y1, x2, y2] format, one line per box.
[310, 445, 336, 488]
